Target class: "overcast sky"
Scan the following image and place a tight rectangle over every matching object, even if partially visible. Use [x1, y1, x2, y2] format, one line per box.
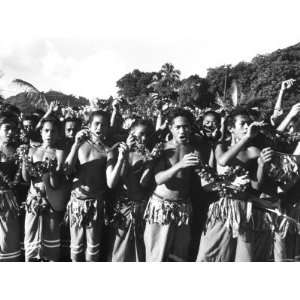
[0, 0, 300, 99]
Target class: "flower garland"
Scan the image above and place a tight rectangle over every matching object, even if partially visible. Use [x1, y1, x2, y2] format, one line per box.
[18, 144, 58, 179]
[24, 157, 58, 179]
[132, 138, 164, 162]
[197, 164, 250, 199]
[0, 146, 27, 189]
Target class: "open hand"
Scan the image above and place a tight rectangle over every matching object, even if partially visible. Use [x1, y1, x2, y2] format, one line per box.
[281, 79, 296, 91]
[178, 153, 200, 169]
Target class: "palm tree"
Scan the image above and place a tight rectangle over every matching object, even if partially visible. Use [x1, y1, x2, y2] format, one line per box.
[160, 63, 181, 82]
[9, 79, 49, 110]
[148, 63, 181, 103]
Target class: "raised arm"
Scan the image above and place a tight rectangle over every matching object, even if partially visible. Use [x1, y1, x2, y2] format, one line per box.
[277, 103, 300, 132]
[155, 153, 199, 185]
[271, 79, 295, 124]
[215, 122, 260, 167]
[155, 111, 168, 132]
[106, 142, 128, 188]
[35, 101, 56, 130]
[252, 147, 273, 190]
[110, 99, 121, 128]
[22, 148, 33, 183]
[64, 129, 88, 174]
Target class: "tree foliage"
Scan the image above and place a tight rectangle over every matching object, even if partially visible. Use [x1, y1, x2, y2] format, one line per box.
[206, 43, 300, 112]
[178, 75, 214, 108]
[116, 69, 156, 102]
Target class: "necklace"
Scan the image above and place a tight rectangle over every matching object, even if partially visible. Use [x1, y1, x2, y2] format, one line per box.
[87, 139, 108, 155]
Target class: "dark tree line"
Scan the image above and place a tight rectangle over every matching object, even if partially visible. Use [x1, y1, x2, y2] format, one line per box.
[3, 42, 300, 114]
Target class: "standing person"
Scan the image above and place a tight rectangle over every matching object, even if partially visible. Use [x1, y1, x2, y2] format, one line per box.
[20, 114, 41, 146]
[197, 109, 273, 262]
[0, 113, 22, 261]
[65, 110, 111, 262]
[106, 119, 155, 262]
[60, 117, 81, 261]
[22, 117, 65, 262]
[63, 117, 81, 154]
[143, 108, 200, 262]
[189, 111, 222, 261]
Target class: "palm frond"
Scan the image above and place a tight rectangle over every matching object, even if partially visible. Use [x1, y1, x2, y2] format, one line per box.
[11, 79, 41, 94]
[243, 97, 268, 109]
[9, 79, 49, 110]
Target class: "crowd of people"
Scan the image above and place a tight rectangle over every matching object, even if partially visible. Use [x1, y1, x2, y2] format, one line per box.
[1, 78, 300, 262]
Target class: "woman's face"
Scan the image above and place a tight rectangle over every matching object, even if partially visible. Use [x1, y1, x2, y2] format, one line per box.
[131, 125, 148, 144]
[89, 115, 109, 139]
[0, 122, 16, 143]
[41, 121, 57, 146]
[230, 114, 251, 140]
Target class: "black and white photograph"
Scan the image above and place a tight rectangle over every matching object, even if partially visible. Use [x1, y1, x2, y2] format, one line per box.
[1, 0, 300, 298]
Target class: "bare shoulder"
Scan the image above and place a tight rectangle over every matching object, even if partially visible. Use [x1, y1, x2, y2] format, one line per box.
[248, 146, 260, 158]
[164, 141, 174, 150]
[215, 142, 227, 154]
[29, 146, 39, 158]
[28, 147, 36, 156]
[78, 141, 91, 154]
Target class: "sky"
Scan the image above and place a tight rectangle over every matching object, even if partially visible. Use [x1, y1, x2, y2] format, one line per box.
[0, 0, 300, 99]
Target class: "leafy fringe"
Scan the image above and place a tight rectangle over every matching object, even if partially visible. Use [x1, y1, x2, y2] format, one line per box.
[207, 196, 295, 238]
[144, 194, 192, 226]
[65, 189, 104, 228]
[206, 197, 251, 237]
[110, 197, 147, 230]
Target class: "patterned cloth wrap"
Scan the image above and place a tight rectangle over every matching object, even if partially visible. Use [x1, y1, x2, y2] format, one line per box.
[110, 194, 147, 230]
[283, 202, 300, 236]
[66, 187, 105, 228]
[144, 192, 192, 226]
[25, 188, 49, 215]
[251, 206, 291, 238]
[0, 189, 19, 220]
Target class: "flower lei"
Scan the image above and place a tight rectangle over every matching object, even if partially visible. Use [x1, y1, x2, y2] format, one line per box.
[132, 139, 164, 162]
[25, 157, 58, 179]
[17, 145, 58, 179]
[197, 164, 250, 199]
[0, 146, 27, 189]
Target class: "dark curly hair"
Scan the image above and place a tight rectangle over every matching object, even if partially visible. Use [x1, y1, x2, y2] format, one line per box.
[130, 118, 155, 137]
[202, 110, 221, 125]
[88, 110, 110, 125]
[167, 108, 195, 126]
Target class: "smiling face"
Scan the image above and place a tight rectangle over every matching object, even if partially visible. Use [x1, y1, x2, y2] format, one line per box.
[89, 115, 109, 140]
[41, 121, 57, 146]
[0, 122, 16, 143]
[229, 114, 251, 140]
[203, 113, 218, 134]
[169, 116, 192, 145]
